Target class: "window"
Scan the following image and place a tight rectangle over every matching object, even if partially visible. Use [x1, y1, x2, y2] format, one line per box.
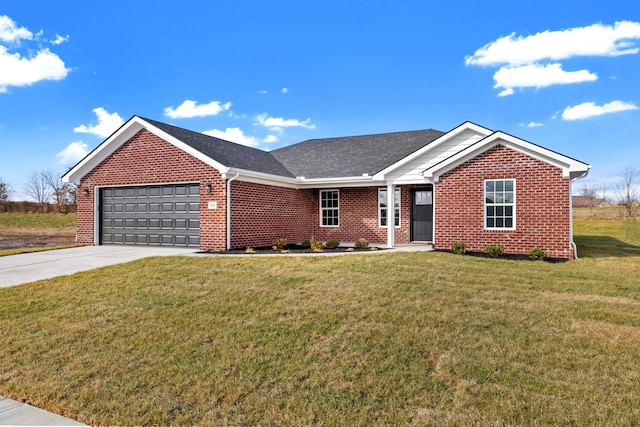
[485, 179, 515, 229]
[379, 188, 400, 227]
[320, 190, 339, 227]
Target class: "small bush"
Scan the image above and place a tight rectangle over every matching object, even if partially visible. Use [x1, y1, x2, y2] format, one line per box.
[272, 237, 287, 250]
[245, 247, 256, 254]
[325, 239, 340, 249]
[354, 238, 369, 249]
[529, 247, 547, 261]
[451, 241, 466, 255]
[300, 239, 311, 249]
[485, 244, 505, 258]
[310, 236, 324, 253]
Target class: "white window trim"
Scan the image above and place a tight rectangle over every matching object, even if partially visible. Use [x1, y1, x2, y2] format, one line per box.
[319, 189, 340, 227]
[378, 188, 401, 228]
[484, 179, 516, 230]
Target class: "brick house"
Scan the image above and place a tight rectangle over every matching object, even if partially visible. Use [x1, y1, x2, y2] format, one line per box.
[62, 116, 591, 258]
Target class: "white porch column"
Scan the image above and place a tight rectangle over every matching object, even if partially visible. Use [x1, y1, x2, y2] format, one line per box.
[386, 182, 395, 248]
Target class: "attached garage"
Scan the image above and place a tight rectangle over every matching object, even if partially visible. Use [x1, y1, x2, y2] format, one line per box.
[100, 183, 200, 247]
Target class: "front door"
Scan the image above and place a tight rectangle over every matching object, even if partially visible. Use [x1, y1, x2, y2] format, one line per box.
[411, 188, 433, 241]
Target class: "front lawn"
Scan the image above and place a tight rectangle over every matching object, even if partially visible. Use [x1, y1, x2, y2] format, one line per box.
[1, 219, 639, 425]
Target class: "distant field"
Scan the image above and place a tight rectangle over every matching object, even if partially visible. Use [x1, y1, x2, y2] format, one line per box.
[0, 216, 639, 425]
[0, 213, 77, 254]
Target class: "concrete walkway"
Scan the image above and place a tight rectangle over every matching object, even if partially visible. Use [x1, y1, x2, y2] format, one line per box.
[0, 396, 86, 426]
[0, 245, 199, 288]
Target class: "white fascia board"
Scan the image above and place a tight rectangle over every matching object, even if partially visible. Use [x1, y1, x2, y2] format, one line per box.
[228, 168, 299, 189]
[372, 121, 493, 180]
[62, 116, 229, 184]
[423, 132, 591, 181]
[296, 175, 377, 189]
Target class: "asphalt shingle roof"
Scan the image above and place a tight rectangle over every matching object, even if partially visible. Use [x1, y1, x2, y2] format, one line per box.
[141, 117, 295, 177]
[143, 117, 445, 179]
[271, 129, 445, 178]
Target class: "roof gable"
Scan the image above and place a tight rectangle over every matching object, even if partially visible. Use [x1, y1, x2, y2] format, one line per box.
[422, 131, 591, 181]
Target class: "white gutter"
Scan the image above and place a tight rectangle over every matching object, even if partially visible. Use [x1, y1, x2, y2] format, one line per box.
[226, 171, 240, 250]
[569, 170, 590, 259]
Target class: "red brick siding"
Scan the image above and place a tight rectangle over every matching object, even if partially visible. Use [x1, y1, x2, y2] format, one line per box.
[434, 144, 573, 258]
[312, 186, 420, 245]
[76, 129, 227, 250]
[230, 181, 316, 249]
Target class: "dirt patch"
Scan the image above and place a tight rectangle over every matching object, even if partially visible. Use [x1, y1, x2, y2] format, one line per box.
[0, 227, 76, 250]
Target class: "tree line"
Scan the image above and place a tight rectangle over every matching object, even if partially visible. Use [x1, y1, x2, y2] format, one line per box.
[577, 165, 640, 218]
[0, 170, 76, 214]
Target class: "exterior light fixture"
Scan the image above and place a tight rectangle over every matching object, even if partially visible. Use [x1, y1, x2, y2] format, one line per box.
[83, 188, 90, 197]
[205, 182, 212, 194]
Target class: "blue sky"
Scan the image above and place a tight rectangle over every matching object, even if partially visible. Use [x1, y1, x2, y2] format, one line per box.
[1, 1, 638, 199]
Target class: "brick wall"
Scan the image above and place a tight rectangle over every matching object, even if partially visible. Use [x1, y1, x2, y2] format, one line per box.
[434, 144, 573, 258]
[76, 129, 227, 250]
[312, 186, 422, 245]
[230, 181, 316, 249]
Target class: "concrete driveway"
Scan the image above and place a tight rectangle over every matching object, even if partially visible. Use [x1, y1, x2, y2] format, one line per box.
[0, 245, 198, 288]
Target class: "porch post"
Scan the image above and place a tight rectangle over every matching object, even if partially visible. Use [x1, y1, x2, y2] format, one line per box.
[386, 182, 395, 248]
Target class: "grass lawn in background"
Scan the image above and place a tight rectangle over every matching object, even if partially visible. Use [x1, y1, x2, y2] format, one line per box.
[0, 213, 77, 255]
[0, 214, 639, 425]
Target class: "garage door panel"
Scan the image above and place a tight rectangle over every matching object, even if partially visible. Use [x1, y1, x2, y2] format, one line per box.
[101, 183, 200, 247]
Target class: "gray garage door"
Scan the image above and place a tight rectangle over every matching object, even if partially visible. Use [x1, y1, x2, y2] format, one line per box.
[101, 184, 200, 247]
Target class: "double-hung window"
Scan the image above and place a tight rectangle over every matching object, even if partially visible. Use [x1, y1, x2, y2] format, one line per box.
[320, 190, 339, 227]
[485, 179, 515, 229]
[379, 188, 400, 227]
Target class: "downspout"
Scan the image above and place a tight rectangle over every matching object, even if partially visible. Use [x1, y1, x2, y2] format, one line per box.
[226, 171, 240, 251]
[569, 171, 589, 259]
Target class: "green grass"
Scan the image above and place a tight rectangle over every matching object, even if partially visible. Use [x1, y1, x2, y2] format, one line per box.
[0, 212, 77, 228]
[1, 219, 639, 425]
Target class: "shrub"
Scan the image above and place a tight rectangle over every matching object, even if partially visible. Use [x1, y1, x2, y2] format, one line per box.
[300, 239, 311, 249]
[354, 238, 369, 249]
[310, 236, 324, 253]
[485, 244, 505, 258]
[272, 237, 287, 250]
[245, 247, 256, 254]
[529, 247, 547, 261]
[325, 239, 340, 249]
[451, 241, 466, 255]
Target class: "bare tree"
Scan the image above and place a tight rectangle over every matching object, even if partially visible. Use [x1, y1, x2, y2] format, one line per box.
[615, 166, 640, 218]
[24, 171, 53, 212]
[43, 169, 76, 213]
[578, 181, 606, 209]
[0, 177, 13, 212]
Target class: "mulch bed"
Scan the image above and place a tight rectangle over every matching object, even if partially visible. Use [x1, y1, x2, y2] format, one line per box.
[202, 244, 387, 255]
[435, 249, 568, 263]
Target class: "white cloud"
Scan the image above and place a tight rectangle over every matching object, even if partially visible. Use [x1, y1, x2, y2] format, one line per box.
[164, 99, 231, 119]
[74, 107, 124, 138]
[0, 15, 32, 43]
[263, 134, 279, 143]
[0, 46, 69, 93]
[562, 100, 639, 121]
[520, 121, 543, 128]
[466, 21, 640, 67]
[466, 21, 640, 96]
[0, 16, 70, 92]
[51, 34, 69, 45]
[255, 113, 315, 133]
[57, 141, 89, 164]
[203, 127, 259, 147]
[258, 90, 269, 94]
[493, 63, 597, 96]
[281, 87, 288, 93]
